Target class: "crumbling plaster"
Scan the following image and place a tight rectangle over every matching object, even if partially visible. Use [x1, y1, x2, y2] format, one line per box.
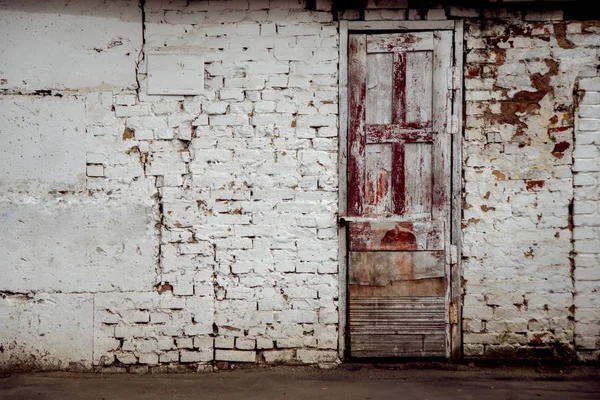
[461, 18, 600, 360]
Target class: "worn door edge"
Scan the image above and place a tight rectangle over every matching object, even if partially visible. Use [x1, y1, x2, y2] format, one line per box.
[450, 20, 464, 362]
[337, 20, 350, 360]
[337, 19, 464, 362]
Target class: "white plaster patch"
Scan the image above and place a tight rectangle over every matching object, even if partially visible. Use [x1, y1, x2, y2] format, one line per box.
[0, 97, 86, 190]
[0, 293, 93, 370]
[0, 201, 157, 293]
[0, 0, 141, 91]
[147, 53, 205, 95]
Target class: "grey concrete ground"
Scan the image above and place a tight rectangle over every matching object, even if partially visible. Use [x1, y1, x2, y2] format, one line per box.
[1, 365, 599, 400]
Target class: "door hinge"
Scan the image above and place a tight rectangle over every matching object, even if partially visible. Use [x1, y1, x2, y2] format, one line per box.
[450, 115, 459, 135]
[447, 66, 461, 91]
[450, 244, 458, 265]
[452, 66, 461, 90]
[450, 302, 459, 324]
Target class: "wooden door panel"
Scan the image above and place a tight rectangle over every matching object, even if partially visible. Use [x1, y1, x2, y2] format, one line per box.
[349, 251, 444, 285]
[350, 334, 446, 358]
[364, 144, 393, 215]
[405, 51, 433, 127]
[349, 34, 445, 218]
[350, 298, 445, 331]
[404, 142, 433, 214]
[348, 34, 367, 217]
[364, 48, 434, 130]
[349, 279, 445, 297]
[349, 250, 445, 299]
[366, 52, 394, 125]
[366, 126, 433, 144]
[367, 32, 436, 53]
[349, 221, 444, 251]
[359, 140, 435, 217]
[348, 31, 453, 358]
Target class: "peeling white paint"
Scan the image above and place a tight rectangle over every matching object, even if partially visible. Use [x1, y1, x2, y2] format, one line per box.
[0, 97, 86, 190]
[0, 201, 158, 293]
[0, 0, 142, 91]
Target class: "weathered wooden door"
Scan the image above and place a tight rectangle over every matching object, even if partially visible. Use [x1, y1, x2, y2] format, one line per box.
[347, 31, 453, 358]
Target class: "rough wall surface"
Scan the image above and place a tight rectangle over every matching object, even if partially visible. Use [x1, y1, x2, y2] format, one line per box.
[0, 294, 94, 370]
[0, 0, 157, 371]
[92, 0, 340, 368]
[0, 0, 141, 91]
[2, 0, 340, 371]
[1, 0, 599, 371]
[462, 17, 599, 360]
[0, 97, 86, 190]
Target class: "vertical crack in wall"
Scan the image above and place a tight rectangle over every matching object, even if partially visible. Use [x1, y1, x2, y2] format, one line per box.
[155, 181, 165, 287]
[135, 0, 146, 97]
[137, 0, 163, 288]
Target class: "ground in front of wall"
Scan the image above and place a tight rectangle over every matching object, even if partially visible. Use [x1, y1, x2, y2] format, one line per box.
[1, 364, 599, 400]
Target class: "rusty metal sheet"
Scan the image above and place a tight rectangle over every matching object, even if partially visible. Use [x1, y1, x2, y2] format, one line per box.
[349, 222, 443, 251]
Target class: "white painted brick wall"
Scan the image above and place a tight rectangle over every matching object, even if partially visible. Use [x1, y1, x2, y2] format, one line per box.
[84, 0, 341, 368]
[2, 0, 600, 371]
[574, 78, 600, 361]
[462, 20, 600, 360]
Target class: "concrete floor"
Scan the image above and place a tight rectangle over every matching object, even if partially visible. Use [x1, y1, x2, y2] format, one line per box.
[1, 365, 599, 400]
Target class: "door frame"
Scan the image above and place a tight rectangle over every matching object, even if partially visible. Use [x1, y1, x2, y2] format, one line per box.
[337, 20, 464, 361]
